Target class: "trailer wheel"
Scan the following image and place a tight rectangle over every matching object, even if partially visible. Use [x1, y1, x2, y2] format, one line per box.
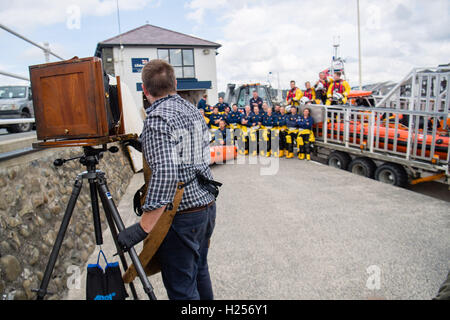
[327, 151, 351, 170]
[375, 163, 408, 187]
[348, 157, 376, 179]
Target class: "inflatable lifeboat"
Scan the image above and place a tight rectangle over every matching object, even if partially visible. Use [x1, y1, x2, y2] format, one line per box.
[210, 145, 238, 164]
[316, 121, 449, 160]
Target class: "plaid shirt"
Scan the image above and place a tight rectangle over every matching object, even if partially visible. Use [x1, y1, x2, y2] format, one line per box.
[141, 94, 215, 212]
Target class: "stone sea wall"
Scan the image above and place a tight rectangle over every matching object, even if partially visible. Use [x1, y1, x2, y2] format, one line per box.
[0, 144, 134, 300]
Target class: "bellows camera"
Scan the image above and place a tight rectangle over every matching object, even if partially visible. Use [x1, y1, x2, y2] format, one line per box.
[29, 56, 130, 148]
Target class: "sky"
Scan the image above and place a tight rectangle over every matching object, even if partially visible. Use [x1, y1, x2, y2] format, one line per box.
[0, 0, 449, 94]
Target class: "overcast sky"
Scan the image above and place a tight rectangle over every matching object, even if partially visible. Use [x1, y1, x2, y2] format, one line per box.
[0, 0, 449, 93]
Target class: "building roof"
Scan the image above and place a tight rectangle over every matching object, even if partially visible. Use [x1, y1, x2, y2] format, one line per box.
[95, 24, 221, 55]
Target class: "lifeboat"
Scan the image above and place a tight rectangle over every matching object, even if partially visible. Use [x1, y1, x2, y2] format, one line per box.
[316, 120, 449, 160]
[210, 145, 238, 164]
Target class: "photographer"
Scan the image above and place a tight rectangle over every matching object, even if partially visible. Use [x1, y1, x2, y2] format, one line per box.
[118, 59, 217, 300]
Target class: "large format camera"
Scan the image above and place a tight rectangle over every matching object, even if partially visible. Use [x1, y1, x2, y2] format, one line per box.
[29, 56, 128, 148]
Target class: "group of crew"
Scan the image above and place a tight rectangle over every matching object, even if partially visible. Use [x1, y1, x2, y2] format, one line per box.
[196, 71, 351, 160]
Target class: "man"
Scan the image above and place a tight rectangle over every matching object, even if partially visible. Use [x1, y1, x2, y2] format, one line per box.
[314, 72, 332, 104]
[214, 96, 229, 113]
[326, 71, 351, 106]
[227, 104, 242, 127]
[238, 105, 253, 155]
[303, 82, 316, 103]
[213, 119, 229, 146]
[260, 107, 276, 157]
[248, 106, 262, 156]
[249, 90, 263, 112]
[275, 106, 287, 157]
[261, 102, 269, 116]
[209, 106, 223, 130]
[286, 80, 303, 108]
[297, 108, 315, 161]
[199, 108, 210, 128]
[197, 93, 208, 111]
[117, 59, 217, 300]
[285, 106, 300, 159]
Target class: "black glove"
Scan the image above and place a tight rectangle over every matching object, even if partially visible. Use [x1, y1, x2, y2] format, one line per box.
[123, 138, 142, 153]
[117, 223, 148, 252]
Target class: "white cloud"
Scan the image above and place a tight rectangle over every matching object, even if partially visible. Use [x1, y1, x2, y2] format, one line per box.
[186, 0, 450, 93]
[0, 0, 156, 31]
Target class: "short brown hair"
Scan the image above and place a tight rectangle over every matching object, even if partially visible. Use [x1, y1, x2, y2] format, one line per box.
[141, 59, 176, 97]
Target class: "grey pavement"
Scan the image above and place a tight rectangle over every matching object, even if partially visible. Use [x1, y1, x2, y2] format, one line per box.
[66, 156, 450, 300]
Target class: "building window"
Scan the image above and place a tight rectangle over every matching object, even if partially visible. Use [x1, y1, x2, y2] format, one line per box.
[157, 48, 195, 79]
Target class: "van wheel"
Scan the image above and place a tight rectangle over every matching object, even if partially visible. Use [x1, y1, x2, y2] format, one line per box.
[375, 163, 408, 187]
[10, 112, 32, 133]
[348, 157, 376, 178]
[327, 151, 351, 170]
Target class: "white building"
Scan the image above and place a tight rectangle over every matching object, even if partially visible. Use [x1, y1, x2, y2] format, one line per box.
[95, 24, 221, 109]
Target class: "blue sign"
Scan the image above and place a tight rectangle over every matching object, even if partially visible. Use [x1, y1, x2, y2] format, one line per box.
[131, 58, 149, 73]
[136, 83, 143, 92]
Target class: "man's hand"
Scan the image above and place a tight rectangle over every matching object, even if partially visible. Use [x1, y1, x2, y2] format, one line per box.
[123, 138, 142, 152]
[117, 223, 148, 252]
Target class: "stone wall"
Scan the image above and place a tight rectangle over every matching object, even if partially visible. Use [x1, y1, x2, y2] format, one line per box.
[0, 144, 134, 300]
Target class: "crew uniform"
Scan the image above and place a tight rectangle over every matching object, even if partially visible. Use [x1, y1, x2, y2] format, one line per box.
[260, 113, 277, 157]
[197, 97, 208, 111]
[285, 111, 299, 159]
[273, 111, 287, 157]
[249, 96, 264, 112]
[296, 115, 315, 160]
[238, 112, 253, 155]
[314, 78, 332, 104]
[226, 110, 242, 145]
[209, 113, 224, 131]
[303, 88, 316, 103]
[326, 78, 351, 106]
[248, 112, 262, 156]
[286, 86, 303, 108]
[214, 102, 229, 113]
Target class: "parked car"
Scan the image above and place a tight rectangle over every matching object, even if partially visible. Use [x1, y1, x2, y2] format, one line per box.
[0, 85, 34, 133]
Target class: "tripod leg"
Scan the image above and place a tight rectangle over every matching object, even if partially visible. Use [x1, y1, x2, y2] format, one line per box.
[98, 185, 139, 300]
[88, 179, 103, 245]
[96, 173, 157, 300]
[35, 177, 83, 300]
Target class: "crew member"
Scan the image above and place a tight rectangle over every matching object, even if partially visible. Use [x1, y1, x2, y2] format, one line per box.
[275, 106, 287, 157]
[238, 105, 253, 155]
[286, 80, 303, 109]
[209, 106, 223, 131]
[199, 108, 210, 128]
[297, 108, 315, 161]
[326, 71, 351, 106]
[285, 106, 300, 159]
[249, 89, 263, 112]
[303, 82, 316, 104]
[260, 107, 276, 157]
[261, 102, 269, 116]
[117, 59, 217, 300]
[212, 119, 229, 146]
[226, 104, 241, 145]
[197, 93, 209, 111]
[314, 72, 332, 104]
[249, 105, 262, 156]
[214, 96, 229, 113]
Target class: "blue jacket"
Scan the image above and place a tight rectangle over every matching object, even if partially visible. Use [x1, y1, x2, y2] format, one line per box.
[209, 113, 223, 127]
[197, 98, 207, 110]
[214, 102, 229, 113]
[227, 111, 242, 125]
[297, 116, 314, 130]
[274, 113, 287, 126]
[249, 112, 262, 126]
[249, 97, 263, 111]
[262, 114, 276, 127]
[285, 113, 299, 127]
[241, 112, 253, 127]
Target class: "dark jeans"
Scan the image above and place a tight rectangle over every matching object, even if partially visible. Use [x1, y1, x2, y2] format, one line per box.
[155, 202, 216, 300]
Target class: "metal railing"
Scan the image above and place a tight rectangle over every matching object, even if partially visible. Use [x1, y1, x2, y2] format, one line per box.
[313, 104, 449, 175]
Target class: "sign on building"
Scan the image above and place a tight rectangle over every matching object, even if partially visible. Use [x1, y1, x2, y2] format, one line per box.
[131, 58, 149, 73]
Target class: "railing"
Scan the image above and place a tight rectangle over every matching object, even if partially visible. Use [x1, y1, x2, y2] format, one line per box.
[313, 104, 449, 174]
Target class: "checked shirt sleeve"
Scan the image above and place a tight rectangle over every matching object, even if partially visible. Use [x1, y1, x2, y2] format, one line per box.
[141, 115, 178, 211]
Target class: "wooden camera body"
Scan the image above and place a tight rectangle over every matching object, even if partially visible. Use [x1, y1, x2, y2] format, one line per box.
[29, 57, 129, 148]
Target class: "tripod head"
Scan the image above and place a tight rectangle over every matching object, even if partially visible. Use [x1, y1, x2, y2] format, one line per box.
[53, 144, 119, 168]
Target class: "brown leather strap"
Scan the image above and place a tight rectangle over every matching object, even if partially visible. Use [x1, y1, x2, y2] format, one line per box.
[177, 201, 215, 215]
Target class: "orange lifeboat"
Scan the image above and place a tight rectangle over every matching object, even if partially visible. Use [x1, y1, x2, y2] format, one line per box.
[210, 145, 238, 164]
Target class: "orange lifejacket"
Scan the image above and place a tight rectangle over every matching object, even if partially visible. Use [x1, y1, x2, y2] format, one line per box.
[304, 89, 314, 100]
[331, 80, 345, 94]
